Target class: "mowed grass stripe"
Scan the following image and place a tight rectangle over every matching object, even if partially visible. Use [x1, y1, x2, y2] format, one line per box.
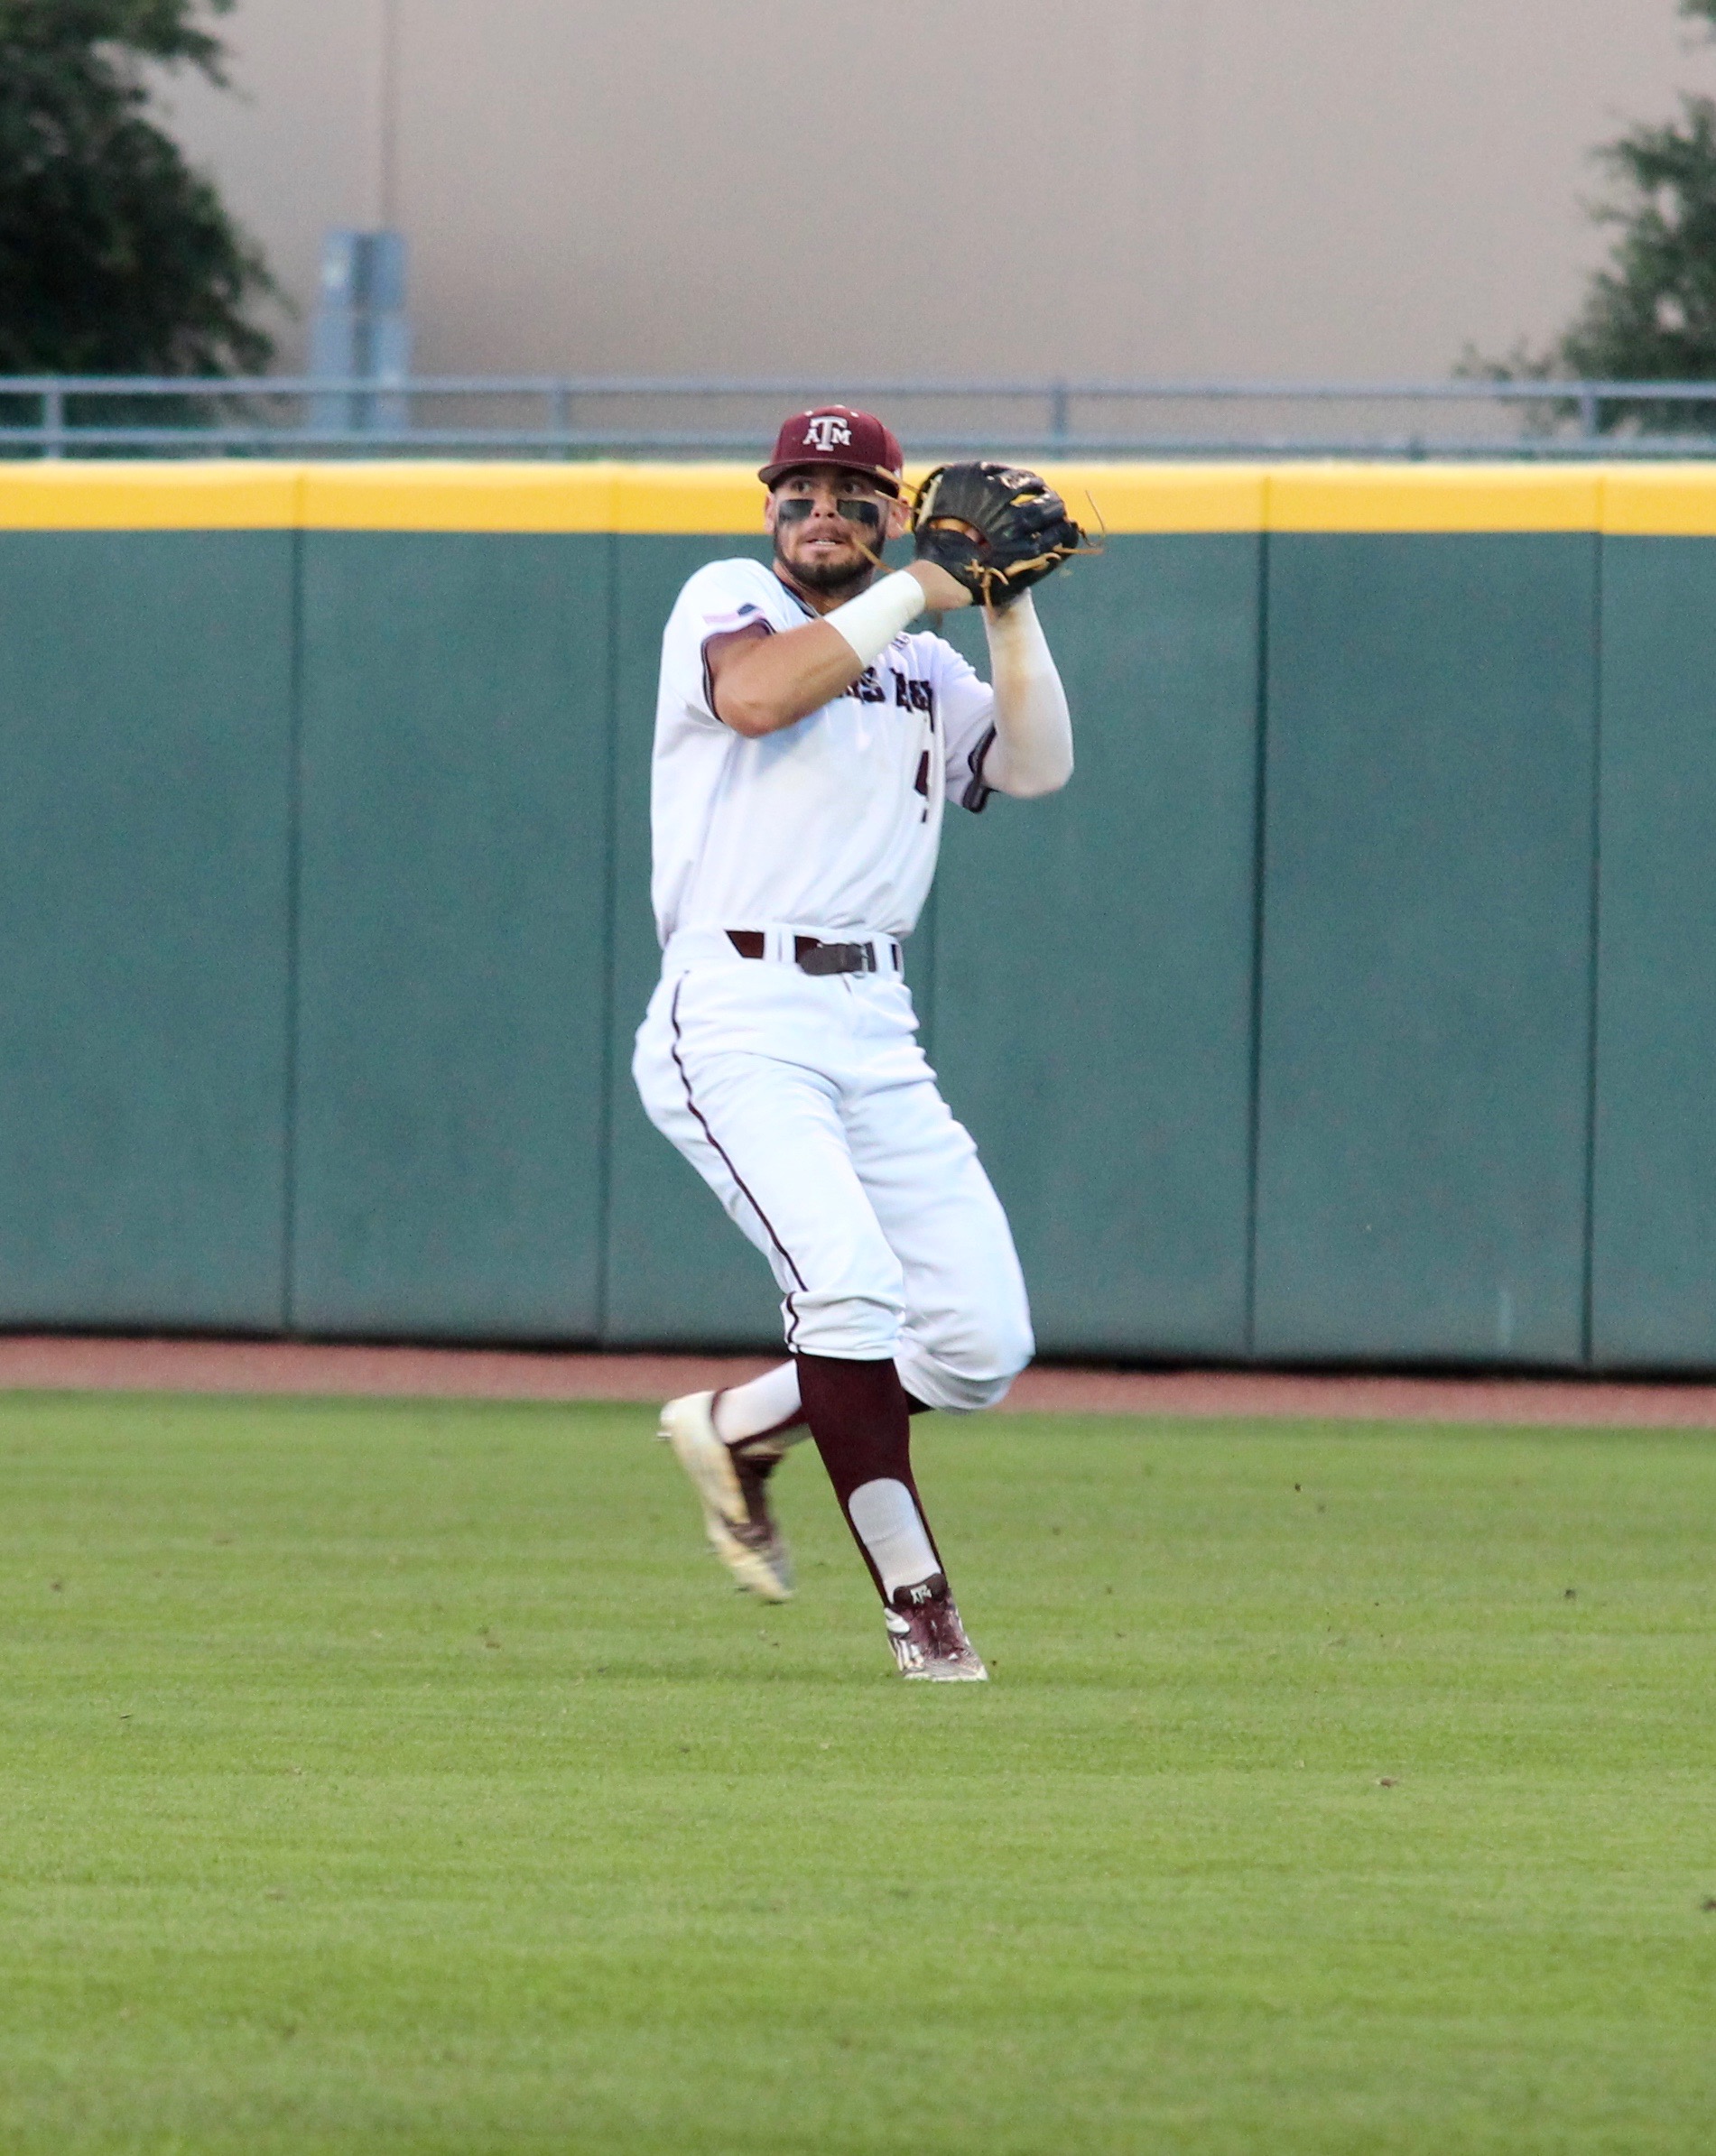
[2, 1393, 1712, 2155]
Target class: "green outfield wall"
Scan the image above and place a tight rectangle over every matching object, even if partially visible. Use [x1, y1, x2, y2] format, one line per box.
[2, 460, 1715, 1369]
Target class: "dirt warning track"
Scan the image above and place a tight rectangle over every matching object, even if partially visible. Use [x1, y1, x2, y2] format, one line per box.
[2, 1333, 1715, 1429]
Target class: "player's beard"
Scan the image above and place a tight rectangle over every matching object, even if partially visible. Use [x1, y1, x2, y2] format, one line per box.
[774, 524, 879, 600]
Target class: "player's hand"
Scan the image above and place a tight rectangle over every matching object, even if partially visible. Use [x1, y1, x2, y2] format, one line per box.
[911, 464, 1087, 609]
[907, 560, 974, 612]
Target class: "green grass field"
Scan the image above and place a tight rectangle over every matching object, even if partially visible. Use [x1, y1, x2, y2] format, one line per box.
[3, 1390, 1714, 2155]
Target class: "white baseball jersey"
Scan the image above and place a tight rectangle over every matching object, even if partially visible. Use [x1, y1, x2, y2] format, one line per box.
[650, 557, 998, 945]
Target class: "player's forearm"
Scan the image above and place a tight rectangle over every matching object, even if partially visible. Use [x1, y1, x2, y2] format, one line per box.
[713, 569, 946, 736]
[979, 596, 1072, 798]
[713, 620, 867, 736]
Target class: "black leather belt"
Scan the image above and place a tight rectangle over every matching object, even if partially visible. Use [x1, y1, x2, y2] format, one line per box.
[728, 930, 900, 976]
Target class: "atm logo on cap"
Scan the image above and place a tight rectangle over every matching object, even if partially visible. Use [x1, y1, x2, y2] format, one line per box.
[802, 414, 852, 450]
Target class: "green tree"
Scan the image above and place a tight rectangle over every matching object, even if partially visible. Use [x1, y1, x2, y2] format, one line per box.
[1469, 0, 1716, 430]
[0, 0, 274, 377]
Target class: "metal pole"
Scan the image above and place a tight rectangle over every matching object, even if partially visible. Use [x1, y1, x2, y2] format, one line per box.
[1579, 386, 1600, 440]
[43, 384, 64, 458]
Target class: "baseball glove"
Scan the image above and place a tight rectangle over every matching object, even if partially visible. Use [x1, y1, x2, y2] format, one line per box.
[910, 461, 1086, 608]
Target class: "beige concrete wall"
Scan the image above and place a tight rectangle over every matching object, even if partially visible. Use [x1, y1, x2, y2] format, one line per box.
[156, 0, 1712, 381]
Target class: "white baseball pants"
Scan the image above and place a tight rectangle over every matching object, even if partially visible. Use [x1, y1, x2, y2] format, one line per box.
[633, 930, 1034, 1410]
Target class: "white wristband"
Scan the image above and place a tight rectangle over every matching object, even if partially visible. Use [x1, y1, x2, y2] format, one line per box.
[823, 569, 926, 669]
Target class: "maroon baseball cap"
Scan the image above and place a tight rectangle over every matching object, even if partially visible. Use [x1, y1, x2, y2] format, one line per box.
[757, 405, 905, 495]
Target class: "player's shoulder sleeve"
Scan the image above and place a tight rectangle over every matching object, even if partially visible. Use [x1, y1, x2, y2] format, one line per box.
[662, 558, 799, 726]
[918, 629, 999, 814]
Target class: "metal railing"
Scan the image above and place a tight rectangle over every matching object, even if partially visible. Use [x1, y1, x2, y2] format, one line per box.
[6, 374, 1716, 457]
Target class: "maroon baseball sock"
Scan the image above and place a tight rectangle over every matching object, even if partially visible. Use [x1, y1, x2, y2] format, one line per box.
[795, 1352, 944, 1602]
[716, 1362, 934, 1463]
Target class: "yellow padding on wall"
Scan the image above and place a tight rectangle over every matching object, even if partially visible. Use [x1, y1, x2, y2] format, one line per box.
[301, 461, 1270, 534]
[0, 462, 301, 528]
[1268, 464, 1604, 532]
[299, 460, 773, 532]
[0, 458, 1272, 534]
[1031, 463, 1269, 532]
[8, 458, 1716, 533]
[609, 464, 768, 532]
[1600, 467, 1716, 535]
[301, 462, 622, 532]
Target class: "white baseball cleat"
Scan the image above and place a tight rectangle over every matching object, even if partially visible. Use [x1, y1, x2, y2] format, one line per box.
[884, 1574, 988, 1680]
[658, 1391, 793, 1603]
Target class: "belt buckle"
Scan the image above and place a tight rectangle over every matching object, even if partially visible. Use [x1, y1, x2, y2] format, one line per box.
[796, 938, 871, 976]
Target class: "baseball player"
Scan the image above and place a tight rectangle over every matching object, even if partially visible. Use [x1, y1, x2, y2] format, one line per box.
[635, 406, 1079, 1680]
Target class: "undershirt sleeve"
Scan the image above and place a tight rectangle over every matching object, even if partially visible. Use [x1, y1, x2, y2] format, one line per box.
[934, 640, 1000, 813]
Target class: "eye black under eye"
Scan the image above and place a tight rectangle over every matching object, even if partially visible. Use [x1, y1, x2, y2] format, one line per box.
[776, 496, 882, 529]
